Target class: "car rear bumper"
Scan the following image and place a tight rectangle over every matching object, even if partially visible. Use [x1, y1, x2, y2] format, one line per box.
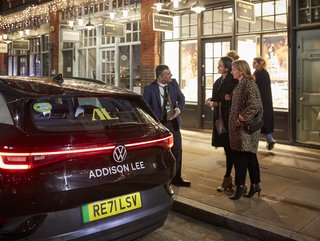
[0, 185, 173, 241]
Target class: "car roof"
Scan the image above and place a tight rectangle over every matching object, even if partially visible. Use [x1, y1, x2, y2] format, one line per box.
[0, 76, 137, 97]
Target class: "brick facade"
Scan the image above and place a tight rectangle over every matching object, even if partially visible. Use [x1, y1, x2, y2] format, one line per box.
[140, 0, 160, 88]
[49, 11, 59, 76]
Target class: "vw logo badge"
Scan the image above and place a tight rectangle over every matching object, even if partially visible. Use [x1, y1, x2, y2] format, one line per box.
[113, 145, 127, 163]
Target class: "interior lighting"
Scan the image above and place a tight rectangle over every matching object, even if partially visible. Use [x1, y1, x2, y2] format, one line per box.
[191, 0, 206, 13]
[154, 1, 164, 12]
[18, 30, 24, 37]
[25, 29, 31, 35]
[110, 12, 116, 20]
[78, 18, 84, 26]
[122, 9, 129, 18]
[67, 20, 74, 28]
[2, 34, 8, 40]
[172, 0, 179, 8]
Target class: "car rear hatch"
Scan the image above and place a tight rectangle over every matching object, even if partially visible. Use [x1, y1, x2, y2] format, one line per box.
[0, 93, 175, 216]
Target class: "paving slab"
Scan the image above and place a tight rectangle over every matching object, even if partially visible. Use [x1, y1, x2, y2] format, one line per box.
[172, 130, 320, 241]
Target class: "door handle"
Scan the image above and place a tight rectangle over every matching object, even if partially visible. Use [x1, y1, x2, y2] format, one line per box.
[299, 97, 305, 101]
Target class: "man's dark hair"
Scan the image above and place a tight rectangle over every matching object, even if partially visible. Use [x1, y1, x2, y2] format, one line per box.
[155, 65, 169, 78]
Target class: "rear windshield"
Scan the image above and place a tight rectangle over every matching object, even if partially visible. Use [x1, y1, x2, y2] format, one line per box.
[30, 96, 157, 132]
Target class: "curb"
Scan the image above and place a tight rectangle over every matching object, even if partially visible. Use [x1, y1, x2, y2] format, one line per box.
[172, 195, 318, 241]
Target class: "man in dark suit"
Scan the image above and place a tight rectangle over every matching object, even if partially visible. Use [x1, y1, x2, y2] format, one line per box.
[143, 65, 191, 187]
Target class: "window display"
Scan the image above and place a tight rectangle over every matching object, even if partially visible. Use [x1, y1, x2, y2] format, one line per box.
[237, 33, 288, 109]
[180, 40, 198, 103]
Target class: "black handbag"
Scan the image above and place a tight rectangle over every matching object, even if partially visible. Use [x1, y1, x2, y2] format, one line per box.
[243, 112, 263, 134]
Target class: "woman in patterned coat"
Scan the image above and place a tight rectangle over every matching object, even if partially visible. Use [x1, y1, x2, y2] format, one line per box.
[228, 60, 263, 200]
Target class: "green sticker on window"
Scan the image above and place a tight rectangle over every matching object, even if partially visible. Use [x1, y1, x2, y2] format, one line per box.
[33, 102, 52, 113]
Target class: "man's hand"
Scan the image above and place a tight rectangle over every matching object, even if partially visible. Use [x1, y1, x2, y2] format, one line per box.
[168, 108, 181, 120]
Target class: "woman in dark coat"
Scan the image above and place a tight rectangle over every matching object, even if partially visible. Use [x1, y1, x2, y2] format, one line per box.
[253, 57, 276, 150]
[207, 56, 238, 192]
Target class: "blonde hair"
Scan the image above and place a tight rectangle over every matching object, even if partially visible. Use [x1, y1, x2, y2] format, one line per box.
[227, 50, 239, 61]
[253, 57, 266, 70]
[232, 60, 255, 81]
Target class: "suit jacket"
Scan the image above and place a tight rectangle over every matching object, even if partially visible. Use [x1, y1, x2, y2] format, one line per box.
[143, 79, 185, 126]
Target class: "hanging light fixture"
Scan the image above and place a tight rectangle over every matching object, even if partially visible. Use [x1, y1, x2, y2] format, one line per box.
[25, 28, 31, 35]
[85, 19, 95, 30]
[110, 12, 116, 20]
[67, 20, 74, 28]
[18, 30, 24, 37]
[191, 0, 205, 13]
[154, 0, 164, 12]
[122, 9, 129, 18]
[78, 18, 84, 26]
[172, 0, 179, 8]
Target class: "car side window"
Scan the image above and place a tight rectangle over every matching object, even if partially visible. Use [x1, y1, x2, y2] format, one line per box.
[0, 94, 14, 125]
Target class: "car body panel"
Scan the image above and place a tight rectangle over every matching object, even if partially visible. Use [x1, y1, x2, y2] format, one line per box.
[0, 76, 175, 240]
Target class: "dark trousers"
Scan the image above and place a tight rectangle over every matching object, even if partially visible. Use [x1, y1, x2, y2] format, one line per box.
[224, 145, 234, 177]
[233, 151, 261, 186]
[163, 120, 182, 179]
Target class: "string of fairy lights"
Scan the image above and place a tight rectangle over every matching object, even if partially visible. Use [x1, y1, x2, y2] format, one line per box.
[0, 0, 135, 33]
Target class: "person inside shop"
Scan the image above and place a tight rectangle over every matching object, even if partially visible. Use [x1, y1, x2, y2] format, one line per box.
[228, 60, 263, 200]
[206, 56, 238, 193]
[253, 57, 276, 150]
[143, 64, 191, 187]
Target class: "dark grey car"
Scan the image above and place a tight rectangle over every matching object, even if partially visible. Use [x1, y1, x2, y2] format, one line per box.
[0, 76, 175, 240]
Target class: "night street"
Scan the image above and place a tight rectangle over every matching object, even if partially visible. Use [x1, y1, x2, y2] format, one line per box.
[136, 211, 258, 241]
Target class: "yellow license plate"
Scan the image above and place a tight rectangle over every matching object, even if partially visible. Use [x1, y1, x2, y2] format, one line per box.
[82, 192, 142, 223]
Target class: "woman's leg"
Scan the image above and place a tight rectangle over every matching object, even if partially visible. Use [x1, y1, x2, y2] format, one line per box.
[224, 145, 234, 177]
[245, 152, 262, 198]
[247, 152, 260, 184]
[233, 151, 247, 186]
[230, 151, 248, 200]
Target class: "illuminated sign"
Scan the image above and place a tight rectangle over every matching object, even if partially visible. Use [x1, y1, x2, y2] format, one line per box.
[12, 40, 30, 50]
[153, 13, 173, 32]
[235, 0, 255, 23]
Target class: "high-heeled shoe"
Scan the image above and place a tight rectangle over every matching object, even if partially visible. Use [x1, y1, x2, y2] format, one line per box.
[245, 184, 261, 198]
[230, 185, 247, 200]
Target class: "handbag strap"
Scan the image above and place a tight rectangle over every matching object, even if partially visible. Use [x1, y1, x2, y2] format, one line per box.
[218, 102, 222, 117]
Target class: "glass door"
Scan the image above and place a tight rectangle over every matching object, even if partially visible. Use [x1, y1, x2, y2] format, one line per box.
[101, 49, 116, 85]
[201, 38, 231, 129]
[296, 29, 320, 146]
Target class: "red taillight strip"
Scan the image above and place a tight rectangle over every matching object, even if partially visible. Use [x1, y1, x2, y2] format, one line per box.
[0, 156, 30, 170]
[0, 135, 173, 171]
[125, 135, 173, 148]
[0, 146, 116, 157]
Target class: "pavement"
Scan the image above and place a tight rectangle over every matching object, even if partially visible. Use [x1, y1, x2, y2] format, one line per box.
[171, 129, 320, 241]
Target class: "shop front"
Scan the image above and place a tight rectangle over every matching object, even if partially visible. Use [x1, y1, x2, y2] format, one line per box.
[0, 0, 319, 147]
[161, 0, 319, 147]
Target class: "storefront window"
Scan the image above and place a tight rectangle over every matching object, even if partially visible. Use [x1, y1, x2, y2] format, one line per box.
[203, 7, 233, 35]
[180, 40, 198, 103]
[236, 0, 288, 109]
[164, 40, 198, 103]
[262, 33, 288, 109]
[237, 33, 288, 109]
[298, 0, 320, 24]
[237, 0, 288, 33]
[163, 42, 179, 81]
[101, 49, 115, 85]
[164, 13, 197, 40]
[119, 46, 130, 89]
